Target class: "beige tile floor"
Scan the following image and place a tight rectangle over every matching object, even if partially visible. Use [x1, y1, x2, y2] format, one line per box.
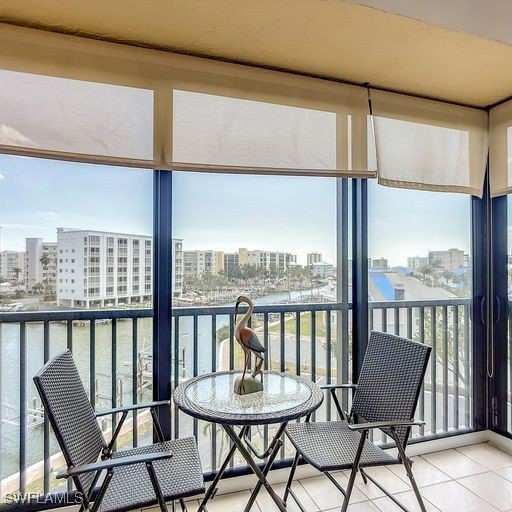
[141, 443, 512, 512]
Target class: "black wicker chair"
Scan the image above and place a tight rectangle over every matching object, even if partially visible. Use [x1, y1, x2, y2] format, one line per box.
[34, 349, 205, 512]
[284, 331, 431, 512]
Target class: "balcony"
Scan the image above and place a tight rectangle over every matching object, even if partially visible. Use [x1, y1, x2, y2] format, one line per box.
[0, 297, 473, 501]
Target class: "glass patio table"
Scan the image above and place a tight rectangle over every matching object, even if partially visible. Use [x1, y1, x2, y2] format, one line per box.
[173, 370, 324, 512]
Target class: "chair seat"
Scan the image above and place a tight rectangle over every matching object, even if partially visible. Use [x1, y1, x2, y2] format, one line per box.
[285, 421, 398, 472]
[98, 437, 205, 512]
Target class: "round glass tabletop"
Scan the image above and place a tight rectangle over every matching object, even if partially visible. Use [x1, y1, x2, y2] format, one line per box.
[173, 371, 324, 425]
[185, 372, 311, 415]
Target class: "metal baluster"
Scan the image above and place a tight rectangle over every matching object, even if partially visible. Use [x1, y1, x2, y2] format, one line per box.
[211, 315, 217, 471]
[111, 318, 118, 448]
[295, 311, 301, 376]
[326, 311, 332, 421]
[453, 306, 460, 430]
[419, 307, 425, 436]
[90, 320, 96, 409]
[394, 307, 400, 335]
[173, 317, 180, 439]
[311, 311, 316, 382]
[463, 303, 471, 428]
[19, 321, 26, 494]
[43, 321, 50, 494]
[264, 312, 269, 450]
[442, 306, 448, 432]
[431, 306, 437, 434]
[193, 314, 198, 440]
[280, 312, 285, 373]
[132, 318, 138, 447]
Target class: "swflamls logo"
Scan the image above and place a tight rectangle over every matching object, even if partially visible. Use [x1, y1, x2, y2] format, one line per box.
[3, 492, 84, 505]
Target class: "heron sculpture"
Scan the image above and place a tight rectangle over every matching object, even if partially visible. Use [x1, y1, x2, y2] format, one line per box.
[234, 295, 265, 395]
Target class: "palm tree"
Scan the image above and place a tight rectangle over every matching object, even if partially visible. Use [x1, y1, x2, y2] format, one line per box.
[40, 253, 52, 300]
[11, 266, 22, 285]
[10, 266, 23, 296]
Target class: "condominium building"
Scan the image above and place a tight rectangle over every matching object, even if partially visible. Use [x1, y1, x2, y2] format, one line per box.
[307, 252, 322, 266]
[183, 250, 224, 279]
[428, 248, 465, 272]
[237, 248, 297, 271]
[25, 238, 57, 292]
[56, 228, 183, 308]
[407, 256, 429, 271]
[223, 252, 239, 279]
[372, 257, 389, 269]
[312, 261, 335, 279]
[0, 250, 26, 282]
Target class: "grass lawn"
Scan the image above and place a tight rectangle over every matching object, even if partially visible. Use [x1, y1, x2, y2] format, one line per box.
[268, 311, 331, 338]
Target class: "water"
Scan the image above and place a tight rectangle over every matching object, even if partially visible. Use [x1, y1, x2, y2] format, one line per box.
[0, 286, 333, 482]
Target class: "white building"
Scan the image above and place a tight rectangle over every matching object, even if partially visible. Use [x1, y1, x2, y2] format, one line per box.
[0, 250, 26, 283]
[25, 238, 57, 292]
[238, 248, 297, 272]
[307, 252, 322, 266]
[183, 250, 224, 279]
[372, 257, 389, 269]
[56, 228, 183, 308]
[407, 256, 429, 272]
[312, 261, 335, 279]
[428, 248, 466, 272]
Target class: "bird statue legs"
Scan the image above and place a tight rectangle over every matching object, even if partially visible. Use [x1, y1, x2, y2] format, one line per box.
[236, 350, 250, 394]
[234, 350, 264, 395]
[251, 357, 264, 381]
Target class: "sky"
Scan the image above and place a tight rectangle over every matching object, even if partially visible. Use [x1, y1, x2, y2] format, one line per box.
[0, 154, 475, 267]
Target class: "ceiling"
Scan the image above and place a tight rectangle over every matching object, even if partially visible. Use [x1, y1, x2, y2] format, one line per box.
[0, 0, 511, 108]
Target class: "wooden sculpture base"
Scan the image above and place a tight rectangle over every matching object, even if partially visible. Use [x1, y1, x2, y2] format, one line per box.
[234, 375, 264, 395]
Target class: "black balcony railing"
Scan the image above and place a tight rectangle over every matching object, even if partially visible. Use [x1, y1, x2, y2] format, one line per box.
[0, 298, 472, 501]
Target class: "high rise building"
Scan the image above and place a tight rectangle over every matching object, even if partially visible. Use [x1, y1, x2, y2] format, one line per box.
[428, 249, 465, 272]
[407, 256, 429, 271]
[307, 252, 322, 266]
[56, 228, 183, 308]
[25, 238, 57, 292]
[0, 250, 26, 282]
[183, 250, 224, 279]
[312, 261, 334, 279]
[372, 257, 388, 269]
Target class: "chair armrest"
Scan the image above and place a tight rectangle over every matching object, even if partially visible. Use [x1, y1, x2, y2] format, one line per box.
[316, 384, 355, 422]
[57, 451, 173, 479]
[95, 400, 171, 417]
[320, 384, 357, 390]
[348, 419, 425, 431]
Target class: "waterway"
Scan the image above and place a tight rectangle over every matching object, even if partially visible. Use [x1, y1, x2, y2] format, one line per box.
[0, 286, 334, 483]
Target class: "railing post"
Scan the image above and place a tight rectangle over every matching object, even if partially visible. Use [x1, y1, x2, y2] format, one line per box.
[153, 170, 173, 440]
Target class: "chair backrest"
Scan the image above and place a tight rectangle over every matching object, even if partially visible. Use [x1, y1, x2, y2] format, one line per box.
[350, 331, 431, 447]
[33, 350, 106, 496]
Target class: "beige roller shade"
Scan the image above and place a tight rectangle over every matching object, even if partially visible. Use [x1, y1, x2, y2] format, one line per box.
[0, 23, 375, 178]
[489, 99, 512, 197]
[372, 90, 488, 197]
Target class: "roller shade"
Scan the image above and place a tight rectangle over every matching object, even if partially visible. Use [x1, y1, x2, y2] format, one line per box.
[0, 23, 374, 178]
[489, 99, 512, 197]
[372, 90, 488, 197]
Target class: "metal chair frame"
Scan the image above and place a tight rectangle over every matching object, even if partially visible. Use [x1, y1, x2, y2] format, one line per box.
[284, 331, 431, 512]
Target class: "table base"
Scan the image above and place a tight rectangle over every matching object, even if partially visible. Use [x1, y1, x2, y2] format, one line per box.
[198, 423, 288, 512]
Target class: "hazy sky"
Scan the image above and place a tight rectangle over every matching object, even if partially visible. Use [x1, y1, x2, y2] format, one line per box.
[0, 154, 474, 267]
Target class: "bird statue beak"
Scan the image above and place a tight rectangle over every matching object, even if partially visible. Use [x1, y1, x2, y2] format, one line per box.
[234, 300, 241, 317]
